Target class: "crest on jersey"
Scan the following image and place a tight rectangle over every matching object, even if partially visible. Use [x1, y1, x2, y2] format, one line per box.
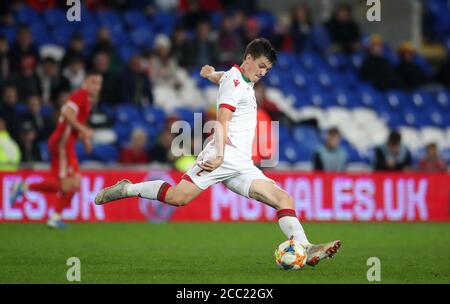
[233, 79, 240, 87]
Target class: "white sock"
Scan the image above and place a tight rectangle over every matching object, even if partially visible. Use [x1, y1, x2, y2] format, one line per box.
[50, 212, 61, 221]
[125, 180, 166, 200]
[278, 216, 311, 247]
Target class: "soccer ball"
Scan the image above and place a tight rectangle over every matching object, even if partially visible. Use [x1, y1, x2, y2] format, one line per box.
[274, 239, 307, 270]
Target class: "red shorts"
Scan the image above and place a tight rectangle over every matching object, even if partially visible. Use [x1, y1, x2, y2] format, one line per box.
[48, 141, 79, 179]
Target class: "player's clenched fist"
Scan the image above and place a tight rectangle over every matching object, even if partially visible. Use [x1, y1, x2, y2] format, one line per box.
[200, 65, 215, 78]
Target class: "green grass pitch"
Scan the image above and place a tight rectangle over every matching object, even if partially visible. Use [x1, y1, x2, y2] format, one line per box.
[1, 222, 449, 283]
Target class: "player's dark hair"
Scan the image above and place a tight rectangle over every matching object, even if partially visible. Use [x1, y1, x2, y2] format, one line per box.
[85, 70, 103, 78]
[387, 130, 401, 145]
[243, 38, 277, 64]
[328, 127, 340, 136]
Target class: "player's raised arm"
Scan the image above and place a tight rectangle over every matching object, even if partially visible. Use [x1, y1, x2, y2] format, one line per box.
[200, 65, 224, 84]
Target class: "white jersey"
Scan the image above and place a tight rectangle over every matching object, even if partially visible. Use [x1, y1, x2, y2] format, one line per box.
[217, 65, 257, 158]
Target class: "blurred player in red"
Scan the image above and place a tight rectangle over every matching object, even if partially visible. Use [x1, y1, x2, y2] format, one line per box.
[10, 72, 103, 229]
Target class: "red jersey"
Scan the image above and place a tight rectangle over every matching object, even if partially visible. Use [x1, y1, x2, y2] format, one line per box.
[49, 88, 91, 148]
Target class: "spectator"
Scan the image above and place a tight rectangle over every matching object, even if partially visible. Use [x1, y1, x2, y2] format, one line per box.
[396, 42, 429, 90]
[9, 25, 39, 72]
[92, 27, 114, 56]
[148, 121, 177, 165]
[373, 130, 412, 171]
[119, 128, 149, 164]
[22, 95, 54, 141]
[62, 55, 86, 91]
[171, 25, 190, 68]
[0, 117, 21, 171]
[91, 27, 121, 74]
[0, 84, 21, 140]
[61, 33, 86, 68]
[37, 56, 69, 105]
[17, 120, 41, 164]
[325, 4, 361, 53]
[290, 4, 314, 53]
[180, 0, 210, 31]
[417, 143, 447, 172]
[312, 127, 347, 172]
[91, 50, 118, 105]
[185, 21, 218, 68]
[241, 17, 261, 48]
[119, 54, 153, 106]
[0, 35, 10, 90]
[149, 34, 181, 88]
[11, 55, 41, 101]
[217, 14, 243, 68]
[359, 35, 401, 90]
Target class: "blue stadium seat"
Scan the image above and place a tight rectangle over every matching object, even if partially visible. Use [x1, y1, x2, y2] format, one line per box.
[113, 123, 131, 146]
[0, 27, 17, 44]
[277, 52, 297, 71]
[298, 52, 325, 71]
[115, 104, 143, 124]
[310, 26, 331, 53]
[385, 91, 408, 110]
[52, 26, 77, 47]
[43, 8, 67, 28]
[281, 143, 300, 163]
[306, 90, 331, 107]
[326, 52, 350, 71]
[39, 141, 50, 162]
[30, 22, 54, 46]
[144, 107, 166, 130]
[130, 27, 154, 49]
[117, 45, 138, 63]
[96, 10, 123, 35]
[15, 7, 41, 24]
[152, 12, 178, 35]
[123, 10, 149, 29]
[292, 126, 320, 146]
[92, 144, 119, 163]
[435, 91, 450, 110]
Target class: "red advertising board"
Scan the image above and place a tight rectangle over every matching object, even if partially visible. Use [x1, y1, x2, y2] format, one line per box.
[0, 170, 449, 222]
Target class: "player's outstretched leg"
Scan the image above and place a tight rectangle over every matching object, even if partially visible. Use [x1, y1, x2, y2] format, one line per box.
[94, 179, 202, 207]
[249, 179, 341, 267]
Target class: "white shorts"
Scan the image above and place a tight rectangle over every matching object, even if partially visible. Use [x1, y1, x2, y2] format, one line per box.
[182, 142, 274, 198]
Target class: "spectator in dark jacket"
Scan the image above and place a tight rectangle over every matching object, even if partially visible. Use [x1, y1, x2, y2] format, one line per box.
[91, 50, 118, 105]
[290, 4, 314, 53]
[22, 95, 54, 141]
[325, 4, 361, 53]
[61, 33, 86, 68]
[0, 35, 10, 90]
[374, 130, 412, 171]
[37, 57, 69, 105]
[119, 54, 153, 106]
[0, 84, 21, 141]
[359, 35, 401, 90]
[11, 55, 41, 101]
[313, 127, 347, 172]
[9, 25, 39, 72]
[185, 21, 218, 68]
[18, 120, 41, 164]
[396, 42, 429, 90]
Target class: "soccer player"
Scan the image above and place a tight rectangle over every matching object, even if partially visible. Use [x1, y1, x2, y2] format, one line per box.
[94, 38, 340, 266]
[10, 72, 103, 229]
